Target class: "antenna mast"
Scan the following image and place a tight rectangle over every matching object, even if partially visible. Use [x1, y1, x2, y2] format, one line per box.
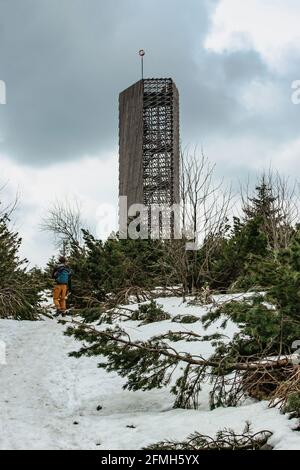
[138, 49, 145, 80]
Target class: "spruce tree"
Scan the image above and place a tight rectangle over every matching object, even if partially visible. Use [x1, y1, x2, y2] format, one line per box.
[242, 175, 289, 249]
[204, 228, 300, 357]
[243, 176, 278, 221]
[202, 216, 269, 291]
[60, 229, 165, 309]
[0, 214, 43, 319]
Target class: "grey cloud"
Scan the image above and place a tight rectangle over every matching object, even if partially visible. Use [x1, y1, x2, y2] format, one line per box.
[0, 0, 216, 165]
[0, 0, 299, 172]
[221, 50, 267, 82]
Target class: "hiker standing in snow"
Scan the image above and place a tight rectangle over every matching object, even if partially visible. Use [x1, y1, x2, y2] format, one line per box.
[52, 256, 72, 316]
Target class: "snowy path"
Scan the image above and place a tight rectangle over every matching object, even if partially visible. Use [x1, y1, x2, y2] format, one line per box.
[0, 318, 96, 449]
[0, 300, 299, 449]
[0, 317, 175, 449]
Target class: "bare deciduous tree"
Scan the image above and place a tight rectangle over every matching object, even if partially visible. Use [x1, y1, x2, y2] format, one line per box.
[41, 199, 85, 253]
[0, 182, 19, 220]
[165, 148, 233, 297]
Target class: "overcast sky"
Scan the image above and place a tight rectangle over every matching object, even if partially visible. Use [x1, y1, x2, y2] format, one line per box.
[1, 0, 300, 266]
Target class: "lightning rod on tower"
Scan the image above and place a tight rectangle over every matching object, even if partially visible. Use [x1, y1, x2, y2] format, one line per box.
[138, 49, 145, 80]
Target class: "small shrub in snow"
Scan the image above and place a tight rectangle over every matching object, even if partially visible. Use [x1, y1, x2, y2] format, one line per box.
[131, 300, 170, 325]
[145, 422, 272, 450]
[172, 314, 199, 324]
[284, 392, 300, 418]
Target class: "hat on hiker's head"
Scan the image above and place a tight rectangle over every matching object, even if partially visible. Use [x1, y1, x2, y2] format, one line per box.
[59, 255, 66, 264]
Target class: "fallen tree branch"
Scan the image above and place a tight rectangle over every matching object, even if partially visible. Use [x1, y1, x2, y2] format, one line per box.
[67, 319, 292, 372]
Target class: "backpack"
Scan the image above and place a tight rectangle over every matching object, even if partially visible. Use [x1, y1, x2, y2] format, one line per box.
[55, 266, 70, 284]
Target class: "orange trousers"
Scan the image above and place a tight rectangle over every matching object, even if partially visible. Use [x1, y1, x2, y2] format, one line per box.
[53, 284, 68, 311]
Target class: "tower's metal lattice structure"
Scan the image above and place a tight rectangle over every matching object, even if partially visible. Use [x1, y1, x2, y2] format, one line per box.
[119, 78, 179, 237]
[143, 79, 176, 206]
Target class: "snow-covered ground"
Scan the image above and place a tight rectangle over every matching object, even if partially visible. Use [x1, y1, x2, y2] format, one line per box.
[0, 296, 299, 450]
